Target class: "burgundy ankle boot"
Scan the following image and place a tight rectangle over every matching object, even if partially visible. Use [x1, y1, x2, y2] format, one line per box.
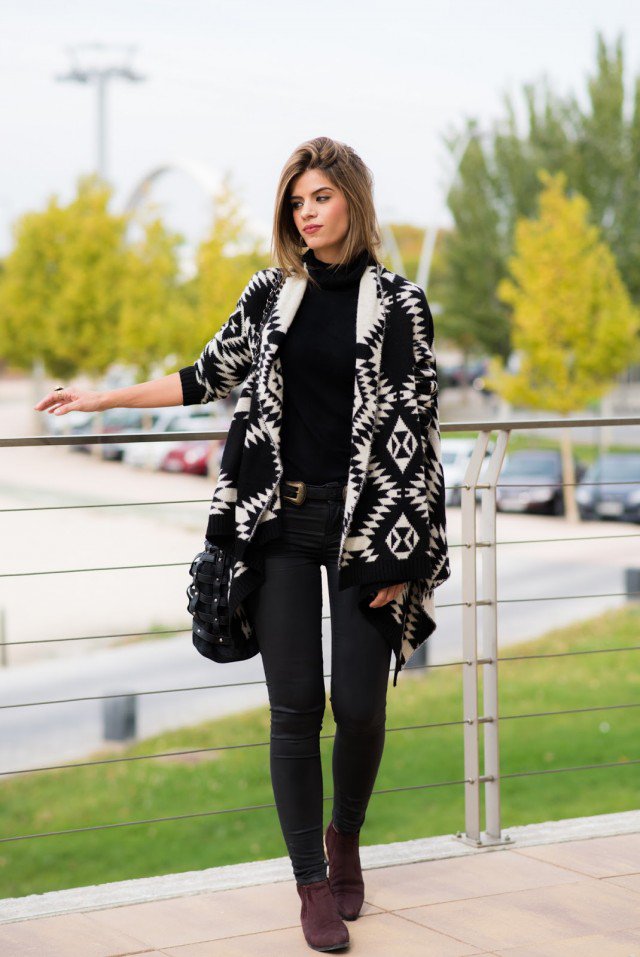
[295, 877, 350, 952]
[324, 819, 365, 920]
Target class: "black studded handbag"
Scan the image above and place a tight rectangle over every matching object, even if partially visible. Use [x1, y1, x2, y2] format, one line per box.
[187, 541, 238, 661]
[186, 269, 284, 663]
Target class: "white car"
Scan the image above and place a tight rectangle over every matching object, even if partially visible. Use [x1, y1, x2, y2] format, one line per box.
[441, 437, 494, 507]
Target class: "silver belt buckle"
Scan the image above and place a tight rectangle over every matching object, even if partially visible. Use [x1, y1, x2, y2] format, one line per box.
[282, 480, 306, 505]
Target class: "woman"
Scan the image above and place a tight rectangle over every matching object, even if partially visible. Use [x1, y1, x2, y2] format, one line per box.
[35, 136, 450, 953]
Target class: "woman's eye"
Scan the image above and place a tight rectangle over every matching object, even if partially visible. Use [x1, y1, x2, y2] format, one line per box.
[291, 196, 330, 209]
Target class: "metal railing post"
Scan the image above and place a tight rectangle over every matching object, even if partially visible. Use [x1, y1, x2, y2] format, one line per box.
[478, 429, 512, 847]
[456, 429, 490, 846]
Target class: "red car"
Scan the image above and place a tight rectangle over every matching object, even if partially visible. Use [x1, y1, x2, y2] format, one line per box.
[161, 438, 222, 476]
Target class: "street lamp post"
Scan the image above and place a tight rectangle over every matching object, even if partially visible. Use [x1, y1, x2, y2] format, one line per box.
[56, 42, 146, 182]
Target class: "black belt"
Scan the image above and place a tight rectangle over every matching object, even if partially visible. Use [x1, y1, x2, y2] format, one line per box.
[281, 479, 347, 506]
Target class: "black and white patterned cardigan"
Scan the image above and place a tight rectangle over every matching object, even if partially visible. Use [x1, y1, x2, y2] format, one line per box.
[179, 259, 451, 686]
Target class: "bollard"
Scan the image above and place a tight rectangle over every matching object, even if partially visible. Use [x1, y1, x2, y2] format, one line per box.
[103, 693, 137, 741]
[624, 568, 640, 602]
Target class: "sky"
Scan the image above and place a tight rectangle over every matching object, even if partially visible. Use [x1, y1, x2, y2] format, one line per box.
[1, 0, 638, 259]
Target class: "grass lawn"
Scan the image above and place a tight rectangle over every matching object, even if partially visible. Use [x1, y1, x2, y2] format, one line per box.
[2, 603, 639, 899]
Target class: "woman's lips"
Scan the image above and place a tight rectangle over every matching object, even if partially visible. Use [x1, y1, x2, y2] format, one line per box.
[304, 225, 322, 233]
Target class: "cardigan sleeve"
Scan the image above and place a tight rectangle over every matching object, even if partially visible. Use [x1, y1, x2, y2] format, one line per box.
[412, 286, 451, 592]
[412, 288, 439, 446]
[179, 270, 270, 406]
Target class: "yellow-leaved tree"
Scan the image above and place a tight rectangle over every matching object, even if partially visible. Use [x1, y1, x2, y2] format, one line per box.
[485, 169, 640, 521]
[169, 172, 269, 369]
[118, 215, 186, 381]
[0, 173, 127, 381]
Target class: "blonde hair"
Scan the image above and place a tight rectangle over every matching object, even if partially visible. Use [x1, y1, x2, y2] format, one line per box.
[270, 136, 383, 287]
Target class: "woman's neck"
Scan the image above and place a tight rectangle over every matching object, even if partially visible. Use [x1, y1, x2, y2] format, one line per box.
[302, 246, 372, 290]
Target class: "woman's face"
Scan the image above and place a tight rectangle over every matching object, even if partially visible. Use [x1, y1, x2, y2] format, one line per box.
[289, 168, 350, 263]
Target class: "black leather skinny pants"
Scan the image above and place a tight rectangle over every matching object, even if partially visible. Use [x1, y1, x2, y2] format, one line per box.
[244, 482, 392, 885]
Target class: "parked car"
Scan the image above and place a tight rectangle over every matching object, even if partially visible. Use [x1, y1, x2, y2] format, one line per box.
[496, 449, 586, 515]
[99, 408, 166, 461]
[45, 409, 99, 452]
[441, 438, 494, 507]
[161, 411, 231, 476]
[576, 452, 640, 523]
[123, 408, 227, 470]
[161, 438, 217, 476]
[439, 359, 491, 392]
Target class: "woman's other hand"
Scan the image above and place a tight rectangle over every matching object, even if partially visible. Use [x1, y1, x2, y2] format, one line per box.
[34, 388, 105, 415]
[369, 583, 405, 608]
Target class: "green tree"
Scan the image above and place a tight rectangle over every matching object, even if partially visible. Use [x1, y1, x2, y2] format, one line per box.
[119, 215, 186, 381]
[0, 169, 271, 400]
[440, 132, 509, 362]
[440, 31, 640, 362]
[169, 172, 270, 370]
[0, 173, 127, 380]
[486, 170, 640, 520]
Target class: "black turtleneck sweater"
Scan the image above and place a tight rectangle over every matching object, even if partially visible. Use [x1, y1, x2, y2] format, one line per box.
[280, 246, 371, 484]
[279, 246, 401, 594]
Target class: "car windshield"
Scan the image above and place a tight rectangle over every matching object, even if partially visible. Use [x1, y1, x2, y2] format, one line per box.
[502, 454, 558, 477]
[589, 455, 640, 483]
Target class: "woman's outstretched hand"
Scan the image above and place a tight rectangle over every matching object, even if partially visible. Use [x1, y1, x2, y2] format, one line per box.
[34, 387, 105, 416]
[369, 583, 406, 608]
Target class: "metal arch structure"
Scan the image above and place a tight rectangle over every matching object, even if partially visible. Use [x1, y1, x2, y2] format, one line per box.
[122, 157, 225, 221]
[122, 159, 230, 278]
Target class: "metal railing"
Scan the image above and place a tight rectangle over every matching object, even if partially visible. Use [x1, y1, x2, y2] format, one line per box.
[448, 415, 640, 848]
[1, 415, 639, 854]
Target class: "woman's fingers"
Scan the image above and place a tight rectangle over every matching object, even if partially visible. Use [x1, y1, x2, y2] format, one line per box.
[34, 389, 74, 412]
[51, 401, 77, 415]
[373, 585, 396, 606]
[369, 582, 406, 608]
[33, 391, 61, 411]
[34, 389, 100, 414]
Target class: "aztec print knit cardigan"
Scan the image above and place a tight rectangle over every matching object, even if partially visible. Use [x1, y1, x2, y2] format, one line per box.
[179, 258, 451, 686]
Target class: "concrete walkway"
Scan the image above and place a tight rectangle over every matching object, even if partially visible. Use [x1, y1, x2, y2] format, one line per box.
[1, 810, 639, 955]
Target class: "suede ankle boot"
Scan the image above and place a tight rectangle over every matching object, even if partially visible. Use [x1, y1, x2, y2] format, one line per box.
[295, 877, 350, 952]
[324, 819, 365, 920]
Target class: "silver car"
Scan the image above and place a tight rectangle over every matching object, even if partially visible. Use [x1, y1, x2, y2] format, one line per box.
[441, 438, 494, 507]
